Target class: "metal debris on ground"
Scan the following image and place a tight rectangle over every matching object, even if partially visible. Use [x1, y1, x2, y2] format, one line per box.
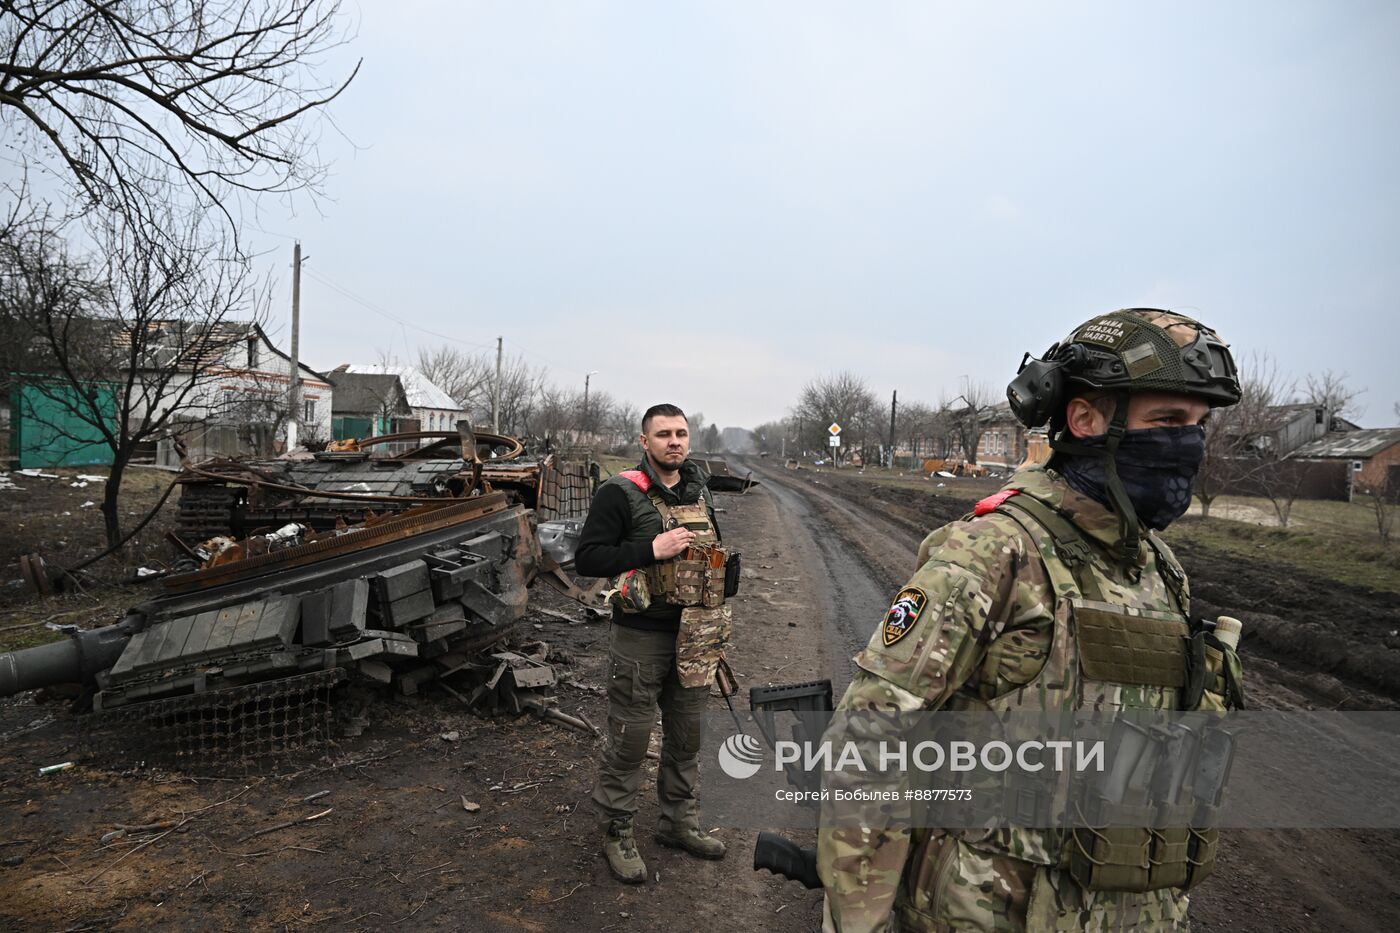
[1, 428, 610, 772]
[171, 429, 594, 544]
[693, 457, 760, 493]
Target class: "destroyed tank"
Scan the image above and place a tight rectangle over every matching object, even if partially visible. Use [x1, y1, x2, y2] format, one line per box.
[172, 427, 596, 546]
[0, 430, 597, 764]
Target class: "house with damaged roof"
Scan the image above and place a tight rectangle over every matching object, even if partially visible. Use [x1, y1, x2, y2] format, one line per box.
[144, 322, 333, 464]
[9, 320, 332, 468]
[1292, 428, 1400, 498]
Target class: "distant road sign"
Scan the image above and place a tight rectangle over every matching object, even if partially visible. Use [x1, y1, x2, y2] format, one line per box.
[828, 435, 841, 448]
[828, 422, 841, 436]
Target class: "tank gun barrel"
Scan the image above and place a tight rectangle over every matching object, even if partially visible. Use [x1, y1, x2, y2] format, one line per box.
[0, 617, 140, 698]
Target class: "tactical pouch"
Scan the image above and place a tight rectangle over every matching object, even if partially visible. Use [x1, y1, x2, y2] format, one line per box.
[645, 562, 672, 602]
[1183, 624, 1247, 712]
[1147, 828, 1192, 889]
[1067, 825, 1154, 892]
[1182, 828, 1218, 890]
[723, 552, 741, 598]
[671, 555, 707, 606]
[675, 604, 732, 688]
[701, 546, 727, 609]
[608, 569, 651, 614]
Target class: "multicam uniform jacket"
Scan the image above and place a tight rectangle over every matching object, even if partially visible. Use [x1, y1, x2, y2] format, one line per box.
[818, 466, 1211, 933]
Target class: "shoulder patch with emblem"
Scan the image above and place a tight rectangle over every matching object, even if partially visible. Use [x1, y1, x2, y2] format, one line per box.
[882, 586, 928, 647]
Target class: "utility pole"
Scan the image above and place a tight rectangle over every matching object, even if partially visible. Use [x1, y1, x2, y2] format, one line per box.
[287, 241, 302, 450]
[888, 389, 898, 469]
[583, 370, 598, 436]
[493, 336, 502, 434]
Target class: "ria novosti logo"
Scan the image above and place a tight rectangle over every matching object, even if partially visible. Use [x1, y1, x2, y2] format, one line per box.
[717, 733, 765, 779]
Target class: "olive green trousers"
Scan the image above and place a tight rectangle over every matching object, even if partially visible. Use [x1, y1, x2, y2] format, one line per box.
[591, 624, 710, 829]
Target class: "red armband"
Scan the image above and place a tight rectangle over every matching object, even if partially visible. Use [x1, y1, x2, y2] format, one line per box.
[973, 489, 1019, 516]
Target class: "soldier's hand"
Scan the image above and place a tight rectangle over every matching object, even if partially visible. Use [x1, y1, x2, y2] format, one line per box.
[652, 528, 696, 560]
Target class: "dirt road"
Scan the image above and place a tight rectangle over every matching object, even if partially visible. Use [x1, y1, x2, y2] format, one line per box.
[0, 482, 833, 932]
[740, 456, 1400, 933]
[3, 461, 1398, 931]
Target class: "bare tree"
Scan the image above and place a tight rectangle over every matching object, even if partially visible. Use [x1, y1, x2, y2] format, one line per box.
[949, 378, 993, 465]
[526, 385, 580, 452]
[1194, 365, 1281, 519]
[892, 400, 935, 466]
[748, 419, 786, 456]
[1303, 370, 1365, 427]
[0, 0, 359, 230]
[1195, 354, 1312, 526]
[1195, 413, 1235, 519]
[2, 209, 266, 547]
[701, 424, 721, 452]
[416, 346, 493, 412]
[495, 355, 544, 437]
[1357, 476, 1396, 546]
[581, 387, 613, 440]
[794, 372, 877, 466]
[608, 402, 640, 452]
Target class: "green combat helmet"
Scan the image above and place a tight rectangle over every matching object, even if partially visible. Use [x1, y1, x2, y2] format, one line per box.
[1006, 308, 1242, 562]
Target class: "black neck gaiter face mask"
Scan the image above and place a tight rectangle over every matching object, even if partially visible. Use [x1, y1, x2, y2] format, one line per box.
[1057, 425, 1206, 531]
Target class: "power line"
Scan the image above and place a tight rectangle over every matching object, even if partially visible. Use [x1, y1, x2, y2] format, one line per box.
[503, 337, 589, 379]
[299, 265, 592, 381]
[300, 266, 497, 353]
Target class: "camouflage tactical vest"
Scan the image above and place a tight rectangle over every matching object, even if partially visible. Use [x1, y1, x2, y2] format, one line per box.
[645, 490, 732, 688]
[605, 469, 732, 688]
[939, 491, 1241, 905]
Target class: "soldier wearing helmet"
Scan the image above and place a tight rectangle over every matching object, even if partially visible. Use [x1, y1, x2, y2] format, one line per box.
[815, 309, 1245, 932]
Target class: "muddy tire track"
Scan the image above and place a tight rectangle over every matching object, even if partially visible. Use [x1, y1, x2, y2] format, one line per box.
[734, 459, 917, 693]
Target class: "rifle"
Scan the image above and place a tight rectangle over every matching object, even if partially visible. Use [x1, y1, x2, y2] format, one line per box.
[715, 656, 746, 734]
[753, 831, 821, 889]
[748, 678, 834, 890]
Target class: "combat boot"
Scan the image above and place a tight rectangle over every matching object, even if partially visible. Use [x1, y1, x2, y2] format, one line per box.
[654, 824, 726, 860]
[603, 818, 647, 883]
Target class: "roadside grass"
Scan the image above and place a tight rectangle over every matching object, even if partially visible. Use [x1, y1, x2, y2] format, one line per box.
[770, 463, 1400, 595]
[1169, 494, 1400, 594]
[2, 464, 182, 652]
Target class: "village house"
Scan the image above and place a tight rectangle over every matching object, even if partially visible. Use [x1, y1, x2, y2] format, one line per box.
[147, 322, 332, 464]
[333, 364, 466, 444]
[8, 321, 332, 468]
[1233, 403, 1361, 459]
[328, 371, 413, 441]
[1292, 428, 1400, 497]
[973, 403, 1028, 469]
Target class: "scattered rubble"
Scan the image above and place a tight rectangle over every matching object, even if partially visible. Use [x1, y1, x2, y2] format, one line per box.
[1, 429, 611, 771]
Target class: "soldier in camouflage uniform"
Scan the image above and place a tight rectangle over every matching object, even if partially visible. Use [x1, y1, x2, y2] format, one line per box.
[576, 403, 731, 884]
[817, 309, 1245, 932]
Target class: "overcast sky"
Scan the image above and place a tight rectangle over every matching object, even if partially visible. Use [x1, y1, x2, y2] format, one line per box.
[250, 1, 1400, 429]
